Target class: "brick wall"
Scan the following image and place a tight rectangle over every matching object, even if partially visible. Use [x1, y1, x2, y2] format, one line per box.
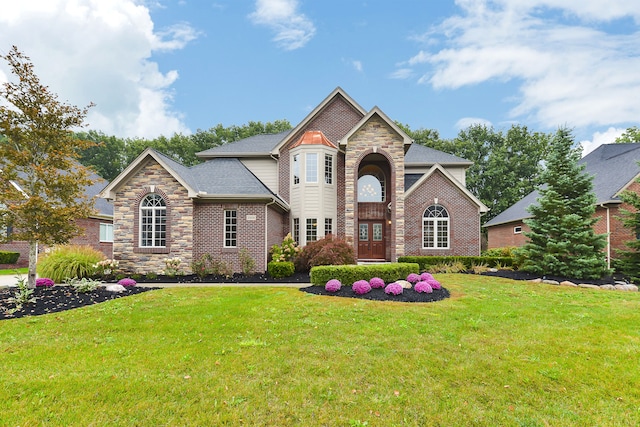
[193, 202, 269, 272]
[113, 159, 193, 274]
[405, 169, 481, 256]
[486, 221, 530, 249]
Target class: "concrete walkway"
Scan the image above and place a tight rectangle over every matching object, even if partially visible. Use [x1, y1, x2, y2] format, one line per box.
[0, 273, 310, 289]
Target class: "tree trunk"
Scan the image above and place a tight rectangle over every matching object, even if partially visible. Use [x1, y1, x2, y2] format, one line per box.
[28, 241, 38, 289]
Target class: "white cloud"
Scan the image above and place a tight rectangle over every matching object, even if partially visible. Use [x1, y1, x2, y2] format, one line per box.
[0, 0, 196, 139]
[389, 68, 413, 80]
[249, 0, 316, 50]
[579, 127, 626, 157]
[352, 60, 363, 72]
[455, 117, 493, 130]
[401, 0, 640, 130]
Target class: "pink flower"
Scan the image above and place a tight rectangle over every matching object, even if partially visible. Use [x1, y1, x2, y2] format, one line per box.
[406, 273, 421, 283]
[427, 278, 441, 290]
[420, 272, 434, 281]
[118, 278, 137, 287]
[384, 282, 404, 295]
[325, 279, 342, 292]
[414, 281, 433, 293]
[352, 280, 372, 295]
[369, 277, 385, 289]
[35, 278, 55, 287]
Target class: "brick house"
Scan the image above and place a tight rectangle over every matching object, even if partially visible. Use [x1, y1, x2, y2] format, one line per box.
[100, 88, 488, 274]
[0, 175, 114, 268]
[485, 143, 640, 266]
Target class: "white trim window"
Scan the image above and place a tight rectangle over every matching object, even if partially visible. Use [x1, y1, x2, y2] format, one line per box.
[306, 153, 318, 183]
[325, 218, 333, 236]
[514, 226, 523, 234]
[324, 154, 333, 184]
[293, 154, 300, 185]
[423, 204, 449, 249]
[224, 209, 237, 248]
[140, 194, 166, 247]
[306, 218, 317, 242]
[100, 223, 114, 242]
[293, 218, 300, 244]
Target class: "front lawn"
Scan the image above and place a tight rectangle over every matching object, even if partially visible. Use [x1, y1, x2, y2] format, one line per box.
[1, 274, 639, 426]
[0, 267, 28, 275]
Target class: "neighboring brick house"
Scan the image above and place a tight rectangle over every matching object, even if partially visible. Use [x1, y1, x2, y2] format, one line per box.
[485, 143, 640, 267]
[101, 87, 488, 274]
[0, 175, 114, 268]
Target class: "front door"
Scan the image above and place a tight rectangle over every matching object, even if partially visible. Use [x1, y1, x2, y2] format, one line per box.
[358, 221, 385, 260]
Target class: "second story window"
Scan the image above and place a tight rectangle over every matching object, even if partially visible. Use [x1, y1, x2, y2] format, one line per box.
[324, 154, 333, 184]
[293, 154, 300, 185]
[306, 153, 318, 183]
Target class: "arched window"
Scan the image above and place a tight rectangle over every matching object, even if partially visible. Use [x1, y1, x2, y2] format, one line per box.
[140, 194, 166, 247]
[423, 204, 449, 249]
[358, 167, 385, 202]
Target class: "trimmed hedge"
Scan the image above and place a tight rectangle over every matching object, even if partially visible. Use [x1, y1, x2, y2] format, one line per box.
[310, 263, 419, 286]
[267, 261, 295, 279]
[398, 256, 516, 270]
[0, 251, 20, 264]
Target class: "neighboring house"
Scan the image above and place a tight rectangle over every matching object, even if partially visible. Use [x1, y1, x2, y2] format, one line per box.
[100, 87, 488, 274]
[485, 143, 640, 266]
[0, 174, 114, 267]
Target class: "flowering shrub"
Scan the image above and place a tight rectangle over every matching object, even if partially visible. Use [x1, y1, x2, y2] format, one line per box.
[163, 257, 183, 277]
[420, 272, 434, 281]
[352, 280, 372, 295]
[406, 273, 421, 283]
[369, 277, 385, 289]
[384, 282, 404, 295]
[35, 278, 55, 287]
[414, 281, 433, 293]
[271, 233, 300, 262]
[325, 279, 342, 292]
[118, 278, 137, 287]
[94, 259, 120, 277]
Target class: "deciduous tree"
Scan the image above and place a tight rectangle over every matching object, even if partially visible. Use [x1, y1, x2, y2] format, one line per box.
[0, 46, 96, 287]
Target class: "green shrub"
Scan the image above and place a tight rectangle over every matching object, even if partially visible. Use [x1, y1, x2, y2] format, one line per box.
[482, 246, 519, 257]
[310, 263, 419, 286]
[64, 277, 101, 293]
[268, 261, 295, 279]
[239, 248, 256, 275]
[296, 235, 356, 272]
[0, 251, 20, 264]
[37, 245, 104, 283]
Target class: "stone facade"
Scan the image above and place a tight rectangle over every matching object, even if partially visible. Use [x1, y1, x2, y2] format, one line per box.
[113, 159, 193, 274]
[345, 116, 406, 260]
[405, 169, 482, 256]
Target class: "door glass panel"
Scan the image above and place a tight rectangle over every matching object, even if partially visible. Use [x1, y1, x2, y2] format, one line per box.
[373, 223, 383, 241]
[359, 224, 368, 241]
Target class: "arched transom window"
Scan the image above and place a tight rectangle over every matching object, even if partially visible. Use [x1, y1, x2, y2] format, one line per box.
[358, 167, 385, 202]
[140, 194, 166, 247]
[423, 204, 449, 249]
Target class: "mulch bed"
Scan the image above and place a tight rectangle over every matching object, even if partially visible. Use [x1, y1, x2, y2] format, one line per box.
[300, 285, 450, 303]
[0, 286, 159, 320]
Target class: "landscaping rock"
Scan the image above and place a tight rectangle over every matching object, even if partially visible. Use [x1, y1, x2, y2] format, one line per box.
[560, 280, 578, 287]
[615, 284, 638, 292]
[396, 280, 413, 289]
[600, 284, 616, 290]
[578, 283, 600, 289]
[105, 284, 127, 293]
[543, 279, 560, 285]
[529, 278, 543, 283]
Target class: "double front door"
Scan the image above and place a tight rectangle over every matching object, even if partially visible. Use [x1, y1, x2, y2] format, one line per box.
[358, 221, 385, 260]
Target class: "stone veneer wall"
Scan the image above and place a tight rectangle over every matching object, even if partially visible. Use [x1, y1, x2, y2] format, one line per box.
[345, 116, 405, 261]
[405, 169, 481, 256]
[113, 159, 193, 274]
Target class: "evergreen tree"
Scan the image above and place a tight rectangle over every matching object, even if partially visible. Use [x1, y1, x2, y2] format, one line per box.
[521, 128, 608, 279]
[616, 174, 640, 282]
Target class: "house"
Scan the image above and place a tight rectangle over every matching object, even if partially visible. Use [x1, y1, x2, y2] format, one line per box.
[484, 143, 640, 266]
[0, 173, 114, 267]
[100, 87, 488, 274]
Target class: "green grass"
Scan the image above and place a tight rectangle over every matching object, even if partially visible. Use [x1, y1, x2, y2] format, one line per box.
[0, 267, 28, 275]
[1, 274, 639, 426]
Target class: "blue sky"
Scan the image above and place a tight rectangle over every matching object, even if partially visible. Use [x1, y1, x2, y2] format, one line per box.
[1, 1, 639, 155]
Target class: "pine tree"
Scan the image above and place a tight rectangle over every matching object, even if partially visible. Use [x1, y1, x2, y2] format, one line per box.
[521, 128, 608, 279]
[616, 180, 640, 282]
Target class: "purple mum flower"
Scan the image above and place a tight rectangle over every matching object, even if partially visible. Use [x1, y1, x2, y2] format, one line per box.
[118, 278, 137, 287]
[352, 280, 372, 295]
[414, 281, 433, 293]
[406, 273, 421, 283]
[427, 278, 442, 290]
[325, 279, 342, 292]
[369, 277, 385, 289]
[420, 272, 434, 281]
[35, 278, 55, 287]
[384, 282, 404, 295]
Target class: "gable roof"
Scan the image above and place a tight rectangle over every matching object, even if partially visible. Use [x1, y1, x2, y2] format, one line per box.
[196, 130, 290, 159]
[404, 143, 473, 166]
[100, 148, 289, 210]
[484, 143, 640, 227]
[339, 106, 413, 148]
[405, 163, 489, 213]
